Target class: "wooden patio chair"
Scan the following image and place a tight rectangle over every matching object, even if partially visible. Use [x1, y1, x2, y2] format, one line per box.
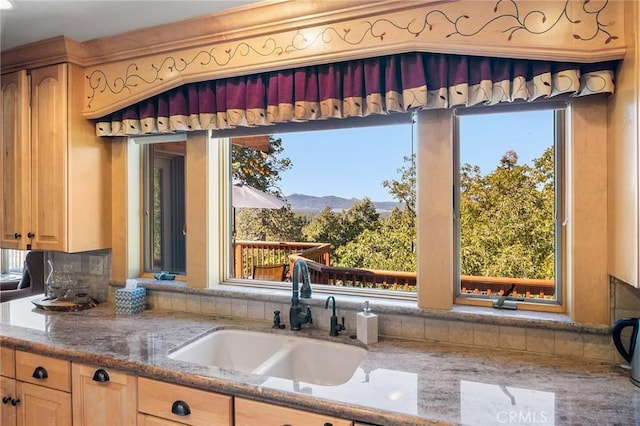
[252, 264, 287, 281]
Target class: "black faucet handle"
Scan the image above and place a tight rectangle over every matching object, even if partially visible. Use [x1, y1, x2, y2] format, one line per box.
[272, 310, 285, 329]
[306, 305, 313, 324]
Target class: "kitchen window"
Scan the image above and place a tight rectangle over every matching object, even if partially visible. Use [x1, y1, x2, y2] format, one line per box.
[132, 97, 607, 319]
[454, 106, 564, 306]
[140, 119, 418, 296]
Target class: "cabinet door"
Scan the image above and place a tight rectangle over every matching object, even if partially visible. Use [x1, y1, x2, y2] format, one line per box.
[72, 363, 137, 426]
[1, 376, 17, 426]
[235, 398, 352, 426]
[0, 70, 30, 250]
[1, 347, 15, 378]
[16, 381, 71, 426]
[30, 64, 68, 252]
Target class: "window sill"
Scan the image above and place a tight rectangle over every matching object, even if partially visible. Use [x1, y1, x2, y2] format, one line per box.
[111, 279, 610, 336]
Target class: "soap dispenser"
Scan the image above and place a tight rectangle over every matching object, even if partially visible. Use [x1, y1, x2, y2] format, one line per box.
[356, 301, 378, 344]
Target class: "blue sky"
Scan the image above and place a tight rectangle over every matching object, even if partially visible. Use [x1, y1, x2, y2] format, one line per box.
[276, 109, 553, 202]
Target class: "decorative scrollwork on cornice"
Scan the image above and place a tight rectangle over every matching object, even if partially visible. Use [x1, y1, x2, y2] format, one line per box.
[417, 0, 617, 42]
[83, 0, 621, 116]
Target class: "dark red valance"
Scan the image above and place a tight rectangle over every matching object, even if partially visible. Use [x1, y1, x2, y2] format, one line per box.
[96, 52, 617, 136]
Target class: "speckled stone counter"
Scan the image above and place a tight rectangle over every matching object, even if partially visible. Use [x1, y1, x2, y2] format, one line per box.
[0, 296, 638, 425]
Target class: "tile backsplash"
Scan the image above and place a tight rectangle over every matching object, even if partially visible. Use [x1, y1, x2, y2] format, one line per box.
[45, 250, 111, 302]
[51, 249, 637, 363]
[611, 275, 640, 322]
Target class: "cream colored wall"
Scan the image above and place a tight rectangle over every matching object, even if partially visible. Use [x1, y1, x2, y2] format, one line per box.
[567, 97, 609, 324]
[608, 0, 640, 288]
[417, 109, 454, 311]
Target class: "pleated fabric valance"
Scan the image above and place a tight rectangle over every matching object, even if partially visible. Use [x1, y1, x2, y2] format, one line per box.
[96, 52, 617, 136]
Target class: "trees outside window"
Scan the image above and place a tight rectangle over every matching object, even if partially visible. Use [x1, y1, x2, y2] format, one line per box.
[456, 108, 561, 302]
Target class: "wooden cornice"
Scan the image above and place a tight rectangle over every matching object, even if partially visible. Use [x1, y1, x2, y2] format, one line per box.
[0, 0, 628, 117]
[1, 36, 86, 74]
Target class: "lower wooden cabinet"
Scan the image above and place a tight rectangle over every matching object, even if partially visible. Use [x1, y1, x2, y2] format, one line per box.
[138, 377, 232, 426]
[16, 381, 71, 426]
[72, 363, 137, 426]
[14, 350, 71, 426]
[235, 398, 353, 426]
[1, 376, 17, 426]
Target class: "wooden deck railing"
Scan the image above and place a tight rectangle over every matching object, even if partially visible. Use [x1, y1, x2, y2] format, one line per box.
[288, 254, 416, 291]
[233, 240, 555, 297]
[233, 241, 330, 279]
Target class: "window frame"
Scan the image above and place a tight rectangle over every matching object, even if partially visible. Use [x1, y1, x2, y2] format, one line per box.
[118, 96, 609, 322]
[452, 104, 566, 308]
[219, 118, 420, 301]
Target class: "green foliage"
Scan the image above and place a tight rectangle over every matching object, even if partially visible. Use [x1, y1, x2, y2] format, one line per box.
[236, 207, 308, 242]
[232, 136, 295, 241]
[232, 136, 291, 195]
[336, 207, 416, 271]
[459, 147, 555, 280]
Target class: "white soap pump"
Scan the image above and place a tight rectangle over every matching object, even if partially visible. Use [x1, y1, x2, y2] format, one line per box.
[356, 300, 378, 344]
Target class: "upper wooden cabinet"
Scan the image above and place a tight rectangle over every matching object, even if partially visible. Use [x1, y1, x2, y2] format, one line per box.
[0, 63, 111, 252]
[608, 0, 640, 287]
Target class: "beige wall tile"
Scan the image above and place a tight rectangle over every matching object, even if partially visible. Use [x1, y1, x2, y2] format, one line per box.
[379, 314, 403, 337]
[500, 326, 526, 351]
[583, 334, 615, 361]
[554, 330, 584, 357]
[401, 316, 425, 340]
[526, 329, 555, 354]
[157, 293, 173, 310]
[184, 294, 201, 314]
[171, 294, 187, 312]
[424, 319, 449, 342]
[200, 296, 217, 315]
[231, 298, 249, 318]
[449, 321, 474, 345]
[247, 300, 265, 320]
[473, 324, 500, 347]
[215, 297, 232, 317]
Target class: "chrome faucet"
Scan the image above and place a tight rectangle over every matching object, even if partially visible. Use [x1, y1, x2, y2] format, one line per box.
[290, 259, 313, 330]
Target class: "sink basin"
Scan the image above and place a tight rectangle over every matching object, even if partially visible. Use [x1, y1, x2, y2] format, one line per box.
[168, 329, 366, 386]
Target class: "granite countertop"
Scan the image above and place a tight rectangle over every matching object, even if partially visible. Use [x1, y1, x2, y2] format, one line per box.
[0, 296, 638, 426]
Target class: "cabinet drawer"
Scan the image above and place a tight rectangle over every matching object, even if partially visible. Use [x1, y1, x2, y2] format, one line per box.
[15, 351, 70, 392]
[235, 398, 352, 426]
[138, 377, 232, 426]
[1, 347, 15, 378]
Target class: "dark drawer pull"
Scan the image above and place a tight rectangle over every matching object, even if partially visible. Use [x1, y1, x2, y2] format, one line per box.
[2, 396, 11, 404]
[32, 366, 48, 380]
[171, 400, 191, 416]
[324, 423, 333, 426]
[11, 398, 20, 406]
[92, 369, 110, 383]
[13, 233, 21, 240]
[27, 232, 35, 238]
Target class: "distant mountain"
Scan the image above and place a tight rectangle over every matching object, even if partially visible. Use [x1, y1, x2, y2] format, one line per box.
[285, 193, 401, 214]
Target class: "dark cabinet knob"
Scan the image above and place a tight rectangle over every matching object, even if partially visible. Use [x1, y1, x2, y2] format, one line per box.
[171, 400, 191, 416]
[13, 233, 21, 239]
[11, 398, 20, 406]
[32, 366, 48, 380]
[2, 396, 11, 404]
[27, 232, 35, 238]
[92, 369, 110, 383]
[324, 423, 333, 426]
